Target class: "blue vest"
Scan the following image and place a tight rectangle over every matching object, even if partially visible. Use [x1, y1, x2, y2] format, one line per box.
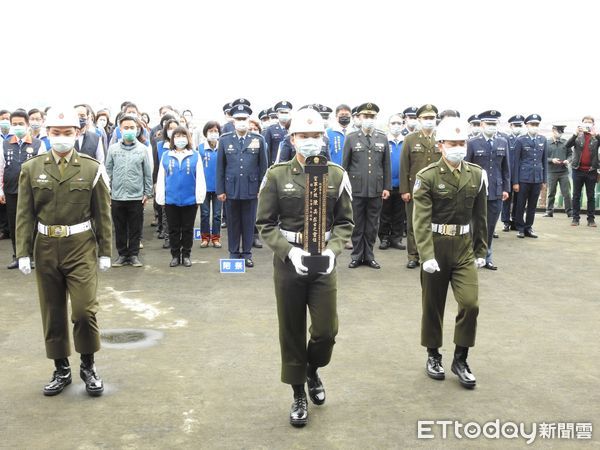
[388, 138, 403, 188]
[2, 138, 42, 194]
[326, 129, 346, 166]
[198, 142, 218, 192]
[161, 151, 200, 206]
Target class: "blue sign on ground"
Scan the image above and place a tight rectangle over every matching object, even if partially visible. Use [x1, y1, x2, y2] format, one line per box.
[194, 228, 202, 240]
[220, 259, 246, 274]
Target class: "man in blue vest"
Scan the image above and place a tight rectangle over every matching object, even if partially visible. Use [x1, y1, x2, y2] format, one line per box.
[263, 101, 292, 166]
[217, 104, 268, 267]
[325, 104, 352, 166]
[465, 110, 510, 270]
[501, 115, 525, 231]
[512, 114, 548, 238]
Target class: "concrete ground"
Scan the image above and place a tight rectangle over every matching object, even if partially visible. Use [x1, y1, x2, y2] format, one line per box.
[1, 206, 599, 449]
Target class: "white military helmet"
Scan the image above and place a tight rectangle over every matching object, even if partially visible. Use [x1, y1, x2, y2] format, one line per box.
[288, 108, 324, 134]
[435, 117, 469, 142]
[45, 107, 80, 128]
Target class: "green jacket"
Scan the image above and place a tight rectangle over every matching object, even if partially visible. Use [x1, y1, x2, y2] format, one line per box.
[15, 151, 112, 258]
[256, 157, 354, 262]
[412, 158, 488, 261]
[399, 131, 441, 194]
[105, 141, 153, 201]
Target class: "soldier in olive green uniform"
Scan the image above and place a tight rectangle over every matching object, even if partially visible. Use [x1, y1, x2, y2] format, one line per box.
[15, 108, 112, 397]
[399, 104, 441, 269]
[412, 117, 488, 389]
[256, 108, 354, 427]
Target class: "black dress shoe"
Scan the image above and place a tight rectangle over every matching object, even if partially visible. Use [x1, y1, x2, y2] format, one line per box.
[391, 240, 406, 250]
[245, 258, 254, 268]
[182, 257, 192, 267]
[43, 365, 72, 396]
[406, 260, 418, 269]
[502, 224, 510, 232]
[451, 359, 476, 389]
[31, 260, 35, 270]
[484, 262, 498, 270]
[543, 212, 553, 217]
[169, 257, 180, 267]
[588, 220, 597, 228]
[252, 237, 263, 248]
[492, 232, 499, 238]
[290, 394, 308, 427]
[366, 260, 381, 269]
[162, 239, 170, 249]
[426, 355, 445, 380]
[112, 255, 129, 267]
[348, 260, 361, 269]
[80, 364, 104, 396]
[221, 222, 227, 228]
[7, 259, 18, 269]
[307, 372, 326, 405]
[379, 239, 390, 250]
[525, 230, 538, 238]
[517, 231, 525, 238]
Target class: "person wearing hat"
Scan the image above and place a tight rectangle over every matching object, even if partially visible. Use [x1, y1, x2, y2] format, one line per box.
[465, 110, 510, 270]
[258, 109, 271, 131]
[267, 107, 278, 126]
[263, 101, 292, 165]
[399, 103, 440, 269]
[276, 104, 331, 164]
[0, 109, 44, 269]
[350, 106, 361, 133]
[15, 107, 112, 396]
[221, 102, 235, 135]
[501, 115, 525, 231]
[401, 107, 419, 136]
[326, 104, 353, 166]
[544, 124, 572, 218]
[342, 102, 391, 269]
[256, 108, 354, 427]
[512, 114, 547, 238]
[467, 115, 482, 139]
[216, 103, 267, 267]
[317, 104, 333, 122]
[412, 117, 487, 389]
[564, 115, 599, 226]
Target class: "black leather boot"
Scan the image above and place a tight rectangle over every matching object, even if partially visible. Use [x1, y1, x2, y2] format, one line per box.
[43, 358, 72, 396]
[306, 365, 326, 405]
[80, 354, 104, 397]
[426, 348, 445, 380]
[290, 385, 308, 427]
[451, 346, 476, 389]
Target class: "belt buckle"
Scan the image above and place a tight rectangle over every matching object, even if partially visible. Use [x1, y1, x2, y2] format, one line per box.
[449, 224, 457, 235]
[297, 232, 303, 245]
[50, 225, 68, 238]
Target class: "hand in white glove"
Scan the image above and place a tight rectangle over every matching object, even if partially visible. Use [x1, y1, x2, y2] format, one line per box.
[318, 249, 336, 275]
[474, 258, 486, 269]
[98, 256, 111, 272]
[19, 257, 32, 275]
[422, 259, 440, 274]
[288, 247, 310, 276]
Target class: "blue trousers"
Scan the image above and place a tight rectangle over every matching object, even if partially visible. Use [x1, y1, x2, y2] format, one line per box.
[486, 199, 502, 262]
[515, 182, 541, 232]
[200, 192, 222, 236]
[225, 198, 257, 259]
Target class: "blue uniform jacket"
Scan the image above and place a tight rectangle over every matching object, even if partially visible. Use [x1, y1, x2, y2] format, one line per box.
[465, 134, 510, 200]
[262, 123, 287, 165]
[198, 142, 219, 192]
[512, 134, 548, 184]
[216, 132, 268, 199]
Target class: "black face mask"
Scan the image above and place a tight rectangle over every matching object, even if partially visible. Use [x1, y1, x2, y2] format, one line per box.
[338, 116, 351, 126]
[79, 117, 87, 129]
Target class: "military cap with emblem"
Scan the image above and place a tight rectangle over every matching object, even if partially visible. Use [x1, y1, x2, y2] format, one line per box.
[416, 104, 438, 118]
[231, 104, 253, 118]
[403, 106, 418, 118]
[478, 110, 502, 122]
[468, 114, 481, 124]
[508, 114, 525, 124]
[258, 109, 269, 121]
[356, 102, 380, 115]
[223, 102, 233, 113]
[274, 101, 293, 111]
[317, 104, 333, 120]
[268, 107, 277, 119]
[552, 123, 566, 132]
[232, 98, 251, 107]
[524, 114, 542, 124]
[351, 106, 358, 117]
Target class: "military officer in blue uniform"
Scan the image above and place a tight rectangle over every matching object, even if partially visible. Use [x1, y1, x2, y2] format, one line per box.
[216, 104, 268, 267]
[401, 107, 418, 136]
[276, 105, 330, 163]
[501, 115, 525, 231]
[258, 109, 270, 131]
[512, 114, 547, 238]
[263, 101, 292, 165]
[465, 110, 510, 270]
[222, 102, 235, 135]
[467, 115, 482, 139]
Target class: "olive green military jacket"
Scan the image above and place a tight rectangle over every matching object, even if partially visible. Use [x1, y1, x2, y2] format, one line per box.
[412, 158, 488, 262]
[15, 151, 112, 258]
[399, 131, 441, 194]
[256, 157, 354, 263]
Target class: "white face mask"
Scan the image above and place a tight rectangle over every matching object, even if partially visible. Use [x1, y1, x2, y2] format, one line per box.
[295, 137, 323, 158]
[389, 124, 403, 136]
[482, 124, 497, 137]
[174, 137, 188, 149]
[420, 119, 436, 130]
[97, 119, 107, 129]
[470, 126, 481, 135]
[235, 119, 249, 132]
[511, 126, 523, 136]
[0, 119, 10, 132]
[30, 121, 42, 131]
[12, 125, 27, 139]
[406, 118, 418, 129]
[353, 117, 361, 128]
[527, 125, 539, 136]
[278, 112, 290, 123]
[361, 118, 375, 132]
[444, 145, 467, 164]
[207, 131, 219, 141]
[166, 130, 174, 139]
[50, 135, 76, 153]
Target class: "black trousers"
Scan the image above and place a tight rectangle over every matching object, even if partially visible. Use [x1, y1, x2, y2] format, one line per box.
[378, 188, 405, 242]
[111, 200, 144, 257]
[351, 196, 382, 262]
[501, 191, 518, 225]
[572, 169, 597, 222]
[165, 204, 198, 258]
[5, 193, 18, 257]
[515, 182, 541, 232]
[0, 203, 8, 235]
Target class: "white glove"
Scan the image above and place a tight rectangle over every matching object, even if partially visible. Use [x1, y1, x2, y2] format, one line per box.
[422, 259, 440, 274]
[318, 249, 336, 275]
[98, 256, 111, 272]
[19, 257, 32, 275]
[474, 258, 486, 269]
[288, 247, 310, 276]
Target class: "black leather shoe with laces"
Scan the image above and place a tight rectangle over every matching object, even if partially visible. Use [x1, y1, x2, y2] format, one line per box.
[80, 364, 104, 397]
[43, 360, 72, 396]
[290, 395, 308, 427]
[426, 355, 445, 380]
[451, 358, 476, 389]
[307, 372, 326, 405]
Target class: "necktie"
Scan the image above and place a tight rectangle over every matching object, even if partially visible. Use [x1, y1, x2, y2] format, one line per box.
[59, 157, 67, 177]
[239, 137, 245, 147]
[366, 134, 372, 146]
[453, 167, 460, 180]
